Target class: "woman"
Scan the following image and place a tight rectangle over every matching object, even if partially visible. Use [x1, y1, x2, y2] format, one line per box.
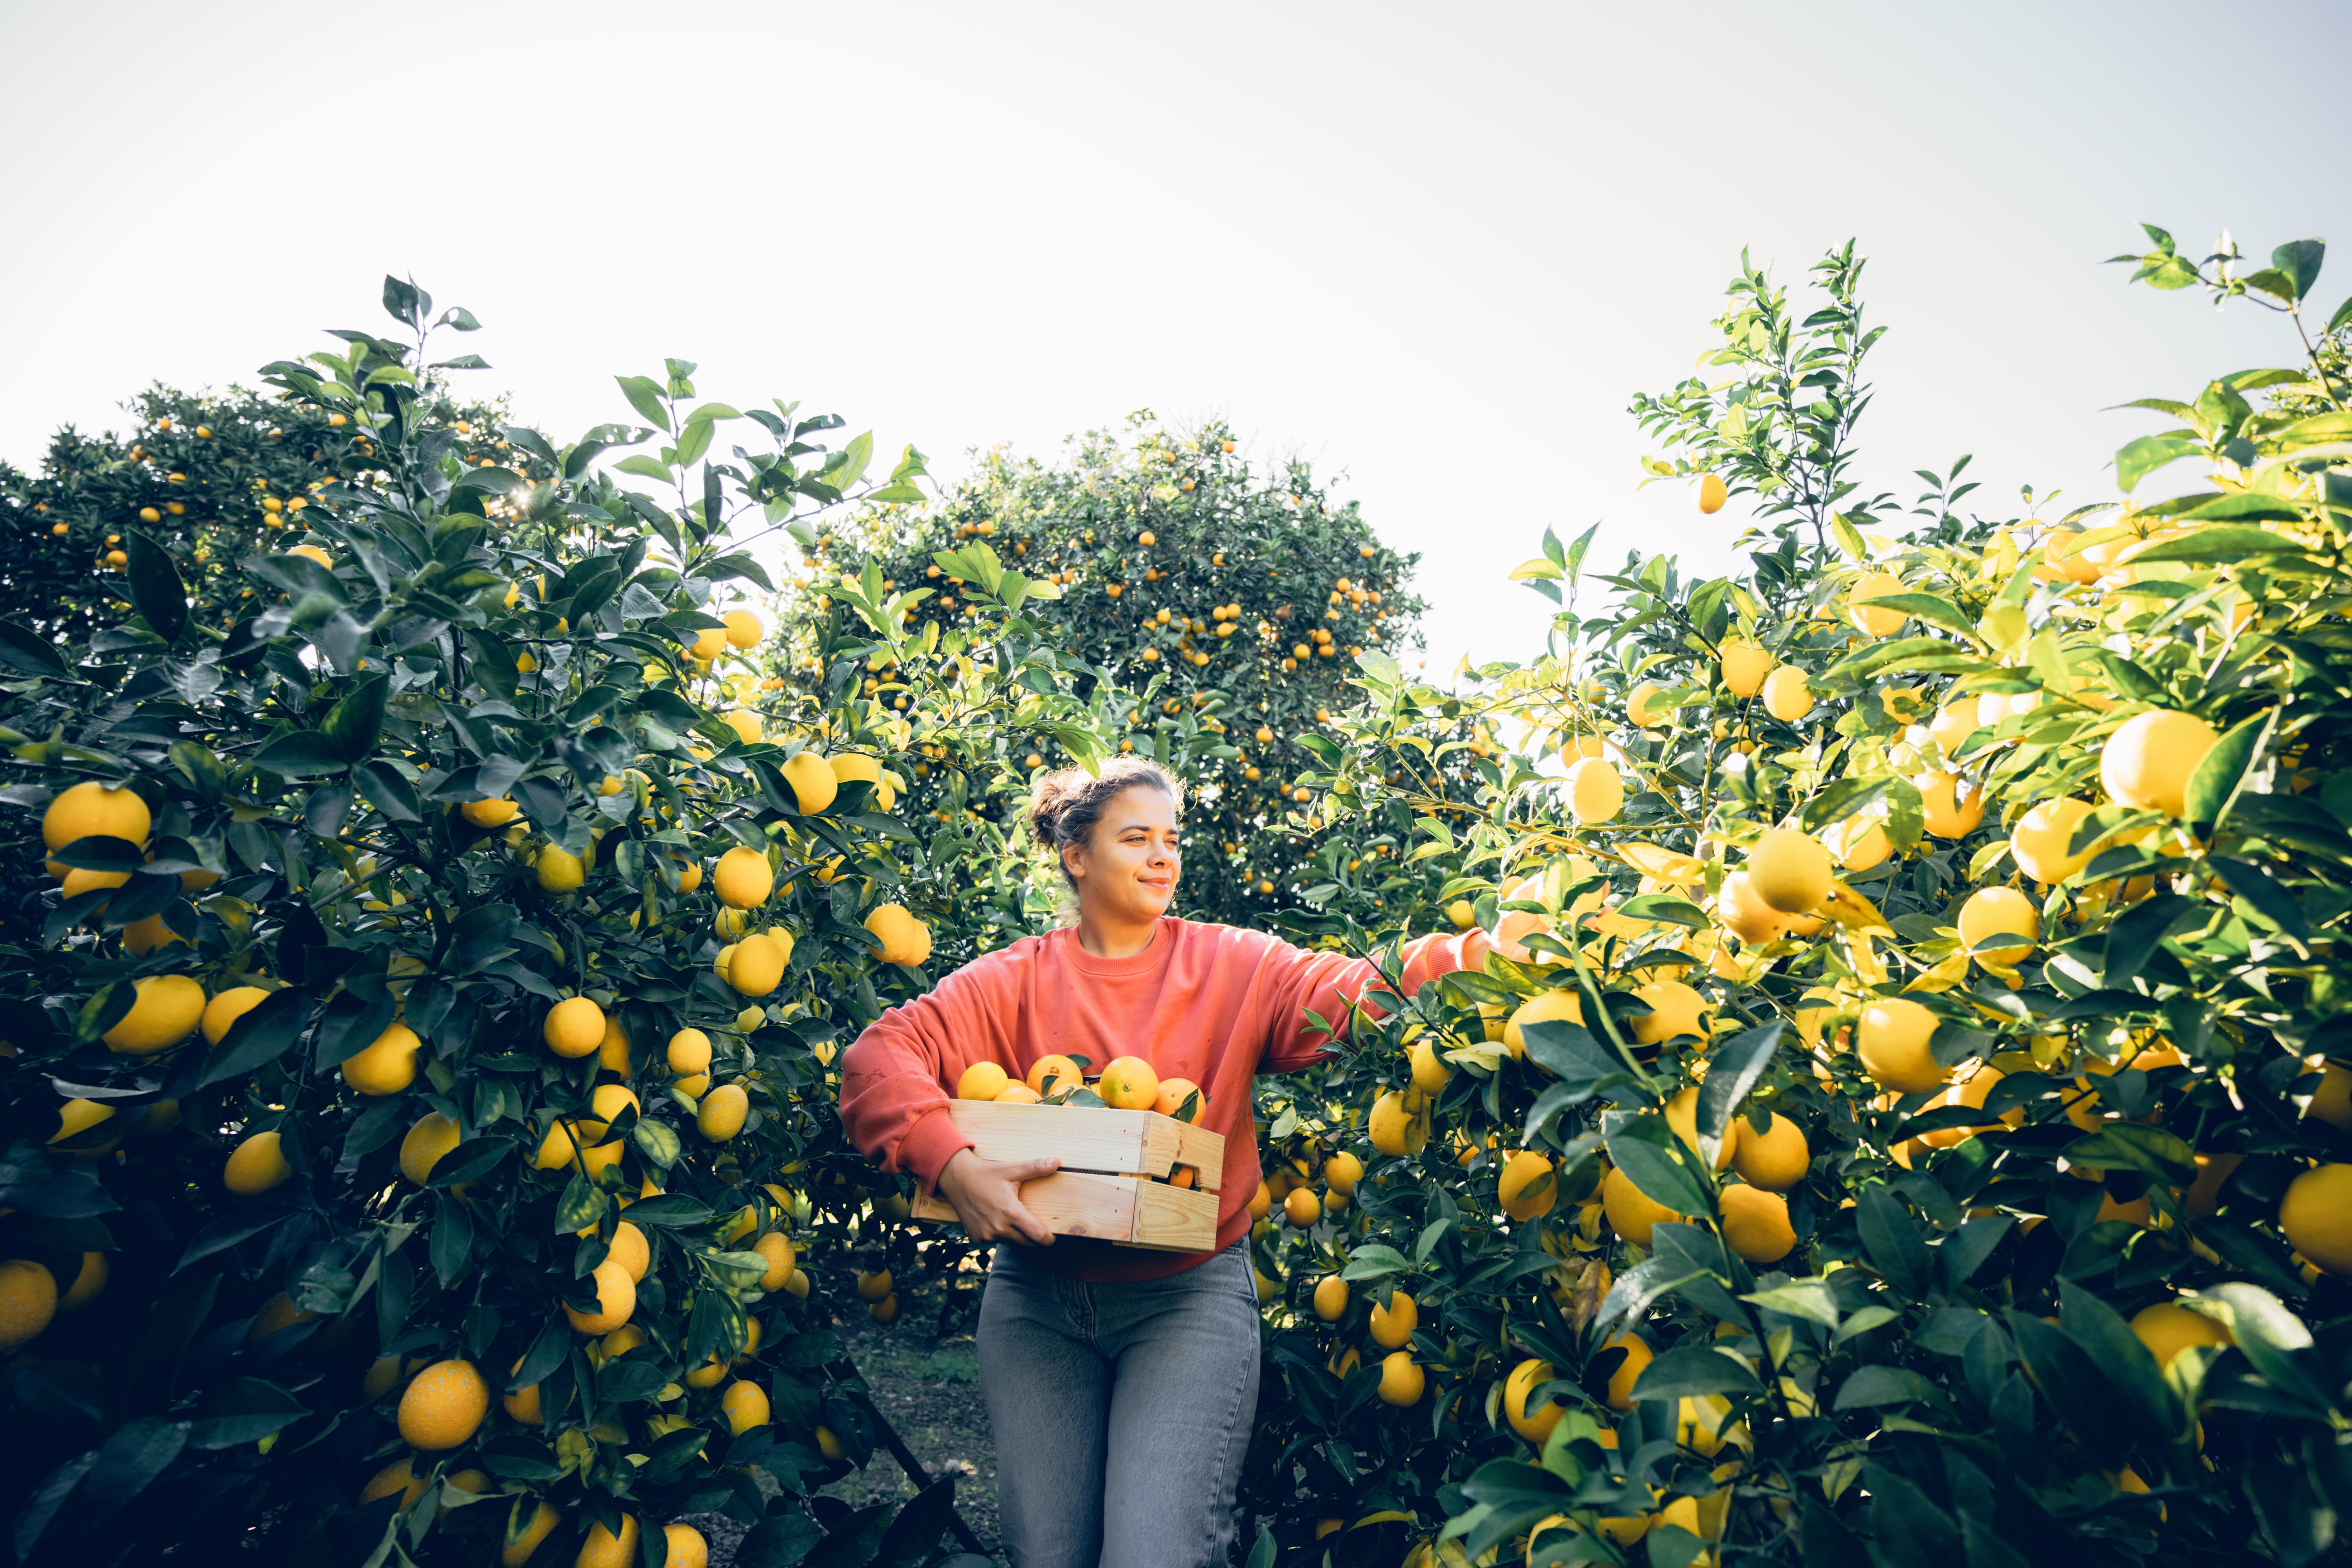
[839, 757, 1486, 1568]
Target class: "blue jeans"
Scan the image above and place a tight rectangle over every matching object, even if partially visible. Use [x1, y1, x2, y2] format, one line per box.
[978, 1240, 1262, 1568]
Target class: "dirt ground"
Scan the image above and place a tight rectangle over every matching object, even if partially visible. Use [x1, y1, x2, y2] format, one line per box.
[684, 1314, 1002, 1566]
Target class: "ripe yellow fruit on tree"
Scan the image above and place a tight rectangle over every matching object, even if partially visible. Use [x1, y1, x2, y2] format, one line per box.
[724, 608, 763, 647]
[1377, 1350, 1424, 1406]
[1720, 1184, 1796, 1262]
[727, 933, 787, 997]
[1718, 637, 1773, 697]
[1631, 980, 1711, 1045]
[1730, 1113, 1809, 1191]
[1505, 1357, 1563, 1441]
[566, 1258, 637, 1334]
[1504, 989, 1582, 1056]
[1664, 1087, 1736, 1169]
[2010, 797, 2096, 884]
[534, 844, 585, 894]
[341, 1022, 422, 1095]
[1958, 887, 2040, 960]
[1697, 473, 1728, 513]
[1761, 664, 1814, 722]
[502, 1500, 561, 1565]
[0, 1259, 59, 1350]
[1601, 1166, 1681, 1249]
[201, 985, 272, 1046]
[1368, 1090, 1429, 1157]
[104, 974, 207, 1054]
[697, 1083, 749, 1142]
[225, 1129, 292, 1194]
[1847, 570, 1907, 636]
[1717, 871, 1792, 945]
[1498, 1150, 1557, 1221]
[1313, 1275, 1349, 1320]
[721, 1379, 770, 1433]
[1747, 828, 1832, 914]
[1626, 681, 1669, 730]
[577, 1513, 641, 1568]
[2281, 1163, 2352, 1276]
[1370, 1289, 1418, 1348]
[42, 779, 152, 852]
[1564, 757, 1624, 825]
[781, 750, 837, 814]
[543, 996, 606, 1057]
[2100, 709, 2220, 817]
[754, 1231, 797, 1290]
[864, 903, 933, 966]
[398, 1113, 464, 1184]
[1858, 999, 1947, 1094]
[398, 1358, 489, 1450]
[667, 1028, 712, 1076]
[715, 846, 775, 909]
[460, 797, 518, 827]
[1913, 770, 1986, 839]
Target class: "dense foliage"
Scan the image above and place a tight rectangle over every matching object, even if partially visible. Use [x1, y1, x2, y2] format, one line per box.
[1223, 230, 2352, 1568]
[774, 417, 1430, 926]
[4, 220, 2350, 1568]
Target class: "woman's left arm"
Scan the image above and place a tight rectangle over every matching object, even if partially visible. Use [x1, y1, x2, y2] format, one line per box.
[1256, 926, 1490, 1071]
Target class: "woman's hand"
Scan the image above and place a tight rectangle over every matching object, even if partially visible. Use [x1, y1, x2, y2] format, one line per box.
[936, 1149, 1061, 1246]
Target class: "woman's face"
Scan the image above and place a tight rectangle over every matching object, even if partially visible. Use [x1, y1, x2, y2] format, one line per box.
[1064, 785, 1181, 921]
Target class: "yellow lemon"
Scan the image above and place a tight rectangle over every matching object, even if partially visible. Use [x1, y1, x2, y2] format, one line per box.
[864, 903, 933, 966]
[1376, 1351, 1424, 1406]
[1847, 570, 1906, 636]
[0, 1259, 60, 1350]
[1720, 1184, 1796, 1262]
[1601, 1166, 1681, 1249]
[1747, 828, 1831, 914]
[727, 933, 788, 997]
[397, 1358, 489, 1450]
[1761, 664, 1814, 722]
[1631, 980, 1711, 1045]
[1958, 887, 2040, 961]
[533, 844, 585, 894]
[667, 1028, 712, 1076]
[2281, 1164, 2352, 1276]
[1913, 770, 1986, 839]
[957, 1061, 1011, 1101]
[714, 846, 775, 909]
[1858, 999, 1947, 1094]
[781, 750, 837, 814]
[42, 780, 151, 852]
[2100, 709, 2220, 817]
[2010, 797, 2096, 884]
[103, 974, 207, 1055]
[1497, 1150, 1557, 1221]
[566, 1258, 637, 1334]
[543, 996, 606, 1057]
[1719, 637, 1772, 697]
[1369, 1289, 1418, 1348]
[398, 1113, 464, 1183]
[1730, 1113, 1808, 1191]
[1504, 989, 1583, 1057]
[697, 1083, 749, 1141]
[340, 1022, 422, 1095]
[224, 1130, 292, 1194]
[1565, 758, 1624, 825]
[200, 984, 272, 1046]
[1664, 1087, 1736, 1169]
[1697, 474, 1728, 513]
[1504, 1358, 1563, 1442]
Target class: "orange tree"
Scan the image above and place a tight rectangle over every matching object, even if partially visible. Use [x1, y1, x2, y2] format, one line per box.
[772, 413, 1429, 925]
[1223, 230, 2352, 1568]
[0, 298, 511, 647]
[0, 278, 1102, 1566]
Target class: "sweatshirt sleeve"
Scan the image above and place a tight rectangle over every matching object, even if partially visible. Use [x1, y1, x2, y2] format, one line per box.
[1257, 927, 1489, 1072]
[837, 952, 1021, 1192]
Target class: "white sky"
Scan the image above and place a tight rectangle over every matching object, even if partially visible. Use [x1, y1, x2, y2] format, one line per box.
[5, 0, 2346, 670]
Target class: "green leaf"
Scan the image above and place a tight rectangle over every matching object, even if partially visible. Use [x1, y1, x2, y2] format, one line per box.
[2060, 1123, 2196, 1186]
[1852, 591, 1974, 639]
[196, 987, 311, 1089]
[1603, 1115, 1710, 1217]
[252, 730, 350, 778]
[615, 374, 671, 432]
[1615, 894, 1709, 932]
[1628, 1344, 1761, 1400]
[1830, 1364, 1942, 1410]
[2271, 238, 2324, 302]
[1694, 1020, 1781, 1140]
[2184, 709, 2270, 826]
[2127, 525, 2311, 564]
[613, 455, 674, 481]
[0, 620, 69, 678]
[320, 674, 389, 763]
[2114, 434, 2202, 493]
[1856, 1186, 1933, 1299]
[123, 530, 188, 644]
[1340, 1244, 1411, 1282]
[2057, 1279, 2180, 1437]
[1740, 1279, 1838, 1328]
[2209, 856, 2311, 941]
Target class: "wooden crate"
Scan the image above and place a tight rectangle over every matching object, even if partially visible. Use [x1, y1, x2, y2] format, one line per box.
[908, 1101, 1226, 1252]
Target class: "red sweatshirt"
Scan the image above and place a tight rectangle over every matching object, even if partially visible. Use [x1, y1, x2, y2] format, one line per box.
[837, 917, 1483, 1282]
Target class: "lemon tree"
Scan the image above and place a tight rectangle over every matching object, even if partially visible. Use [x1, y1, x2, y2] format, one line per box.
[0, 278, 1096, 1566]
[1223, 229, 2352, 1568]
[774, 412, 1429, 924]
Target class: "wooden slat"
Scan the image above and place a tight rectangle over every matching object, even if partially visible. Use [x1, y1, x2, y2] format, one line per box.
[911, 1170, 1219, 1253]
[935, 1101, 1226, 1193]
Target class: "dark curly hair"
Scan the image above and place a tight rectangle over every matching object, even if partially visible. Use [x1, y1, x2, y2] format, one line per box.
[1026, 757, 1182, 890]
